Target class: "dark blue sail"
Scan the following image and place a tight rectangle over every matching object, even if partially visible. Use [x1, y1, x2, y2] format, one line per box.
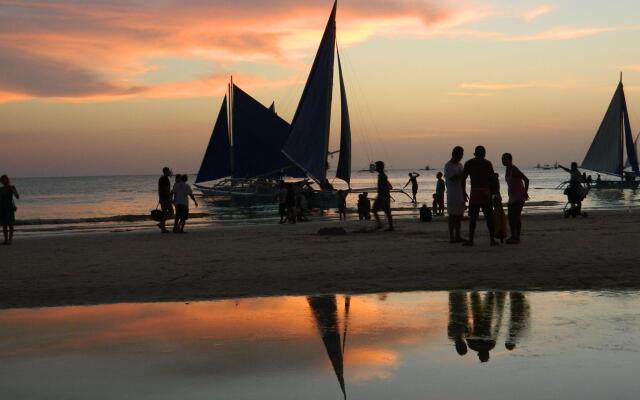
[336, 48, 351, 185]
[232, 85, 304, 179]
[196, 96, 231, 183]
[282, 1, 337, 183]
[622, 96, 640, 175]
[582, 82, 624, 175]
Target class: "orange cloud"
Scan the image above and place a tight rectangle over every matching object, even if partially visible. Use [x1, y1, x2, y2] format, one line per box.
[0, 0, 488, 102]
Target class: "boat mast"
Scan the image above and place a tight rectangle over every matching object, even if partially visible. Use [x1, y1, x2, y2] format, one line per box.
[229, 76, 235, 178]
[619, 72, 625, 181]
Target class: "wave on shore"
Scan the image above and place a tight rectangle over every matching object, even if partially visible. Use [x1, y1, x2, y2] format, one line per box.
[16, 213, 212, 226]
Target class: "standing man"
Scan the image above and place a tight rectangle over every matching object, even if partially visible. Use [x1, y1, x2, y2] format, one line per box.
[157, 167, 173, 233]
[444, 146, 466, 243]
[373, 161, 393, 231]
[404, 172, 420, 204]
[502, 153, 529, 244]
[463, 146, 497, 246]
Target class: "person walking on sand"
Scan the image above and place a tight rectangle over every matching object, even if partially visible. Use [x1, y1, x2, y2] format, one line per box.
[502, 153, 529, 244]
[277, 181, 287, 224]
[559, 162, 586, 216]
[403, 172, 420, 204]
[0, 175, 20, 245]
[157, 167, 173, 233]
[373, 161, 393, 231]
[172, 175, 198, 233]
[462, 146, 497, 246]
[337, 190, 348, 220]
[444, 146, 466, 243]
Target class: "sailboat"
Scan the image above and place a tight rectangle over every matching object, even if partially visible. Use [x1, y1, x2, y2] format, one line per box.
[195, 80, 305, 197]
[196, 0, 406, 205]
[581, 74, 640, 189]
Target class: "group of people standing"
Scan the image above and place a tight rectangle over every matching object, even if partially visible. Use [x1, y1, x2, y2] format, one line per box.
[444, 145, 529, 246]
[157, 167, 199, 233]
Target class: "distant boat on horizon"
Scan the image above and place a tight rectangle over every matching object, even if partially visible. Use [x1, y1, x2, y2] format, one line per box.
[581, 73, 640, 189]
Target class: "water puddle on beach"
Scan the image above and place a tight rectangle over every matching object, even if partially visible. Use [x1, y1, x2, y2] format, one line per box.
[1, 291, 640, 399]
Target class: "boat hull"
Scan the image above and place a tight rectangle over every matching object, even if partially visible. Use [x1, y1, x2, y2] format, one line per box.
[592, 180, 639, 190]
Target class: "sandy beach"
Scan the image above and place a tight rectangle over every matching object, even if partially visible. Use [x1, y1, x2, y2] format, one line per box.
[1, 211, 639, 309]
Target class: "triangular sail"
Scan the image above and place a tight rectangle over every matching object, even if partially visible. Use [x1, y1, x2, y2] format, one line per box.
[336, 48, 352, 185]
[232, 85, 304, 179]
[196, 96, 231, 183]
[307, 295, 346, 399]
[582, 82, 625, 175]
[625, 133, 639, 172]
[282, 1, 337, 183]
[623, 114, 640, 175]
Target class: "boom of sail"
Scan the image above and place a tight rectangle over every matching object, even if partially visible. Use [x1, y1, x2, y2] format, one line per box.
[196, 83, 304, 184]
[282, 0, 352, 186]
[582, 78, 640, 177]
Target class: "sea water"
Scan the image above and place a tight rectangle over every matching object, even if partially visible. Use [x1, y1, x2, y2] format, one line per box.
[9, 168, 640, 235]
[0, 291, 639, 399]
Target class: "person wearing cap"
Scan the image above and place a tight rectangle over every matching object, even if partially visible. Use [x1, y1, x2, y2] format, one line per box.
[462, 146, 497, 246]
[372, 161, 393, 231]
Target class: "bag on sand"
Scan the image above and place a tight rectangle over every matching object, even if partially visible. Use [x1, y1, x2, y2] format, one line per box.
[150, 203, 164, 222]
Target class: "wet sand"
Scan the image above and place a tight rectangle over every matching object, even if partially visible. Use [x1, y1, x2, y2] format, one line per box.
[1, 211, 639, 309]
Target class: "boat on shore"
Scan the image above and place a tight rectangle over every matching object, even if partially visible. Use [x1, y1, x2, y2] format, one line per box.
[581, 74, 640, 190]
[196, 1, 408, 207]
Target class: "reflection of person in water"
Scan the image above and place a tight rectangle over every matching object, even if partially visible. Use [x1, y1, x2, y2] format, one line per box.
[505, 292, 530, 351]
[447, 292, 470, 356]
[466, 292, 506, 363]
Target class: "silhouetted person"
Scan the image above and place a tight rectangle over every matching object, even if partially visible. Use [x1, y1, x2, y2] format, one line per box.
[502, 153, 529, 244]
[434, 172, 445, 215]
[463, 146, 497, 246]
[506, 292, 530, 351]
[172, 174, 198, 233]
[419, 204, 432, 222]
[559, 162, 585, 215]
[404, 172, 420, 203]
[277, 181, 287, 224]
[285, 183, 296, 224]
[466, 291, 505, 363]
[337, 190, 347, 220]
[157, 167, 173, 233]
[0, 175, 20, 245]
[444, 146, 466, 243]
[448, 292, 470, 356]
[373, 161, 393, 231]
[357, 192, 371, 220]
[492, 174, 507, 243]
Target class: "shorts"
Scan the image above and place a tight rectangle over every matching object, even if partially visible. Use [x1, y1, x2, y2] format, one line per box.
[469, 187, 491, 206]
[160, 200, 174, 217]
[175, 204, 189, 220]
[0, 206, 15, 225]
[373, 196, 391, 213]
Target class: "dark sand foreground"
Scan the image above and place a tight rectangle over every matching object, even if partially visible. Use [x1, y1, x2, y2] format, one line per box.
[2, 211, 639, 309]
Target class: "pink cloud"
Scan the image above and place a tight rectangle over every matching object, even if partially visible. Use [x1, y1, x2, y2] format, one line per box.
[521, 5, 555, 22]
[0, 0, 487, 102]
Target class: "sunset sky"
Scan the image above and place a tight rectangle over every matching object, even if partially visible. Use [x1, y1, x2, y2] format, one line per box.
[2, 0, 640, 177]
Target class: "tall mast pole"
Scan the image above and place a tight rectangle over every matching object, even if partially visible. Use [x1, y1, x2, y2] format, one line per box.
[229, 76, 234, 178]
[620, 72, 625, 181]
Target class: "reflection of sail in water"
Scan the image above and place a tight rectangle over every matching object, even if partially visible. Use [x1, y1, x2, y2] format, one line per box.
[506, 292, 530, 350]
[307, 295, 346, 399]
[342, 296, 351, 354]
[447, 292, 470, 356]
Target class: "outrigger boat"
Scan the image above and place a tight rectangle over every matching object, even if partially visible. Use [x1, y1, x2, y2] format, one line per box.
[196, 0, 409, 206]
[580, 74, 640, 189]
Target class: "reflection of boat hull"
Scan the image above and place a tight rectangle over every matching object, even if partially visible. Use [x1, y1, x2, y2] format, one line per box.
[592, 180, 639, 190]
